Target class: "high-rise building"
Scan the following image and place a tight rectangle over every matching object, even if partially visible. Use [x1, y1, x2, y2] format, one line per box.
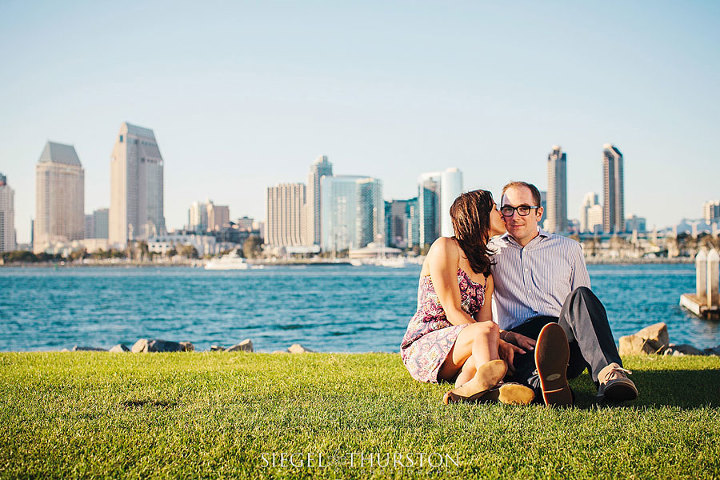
[306, 155, 333, 246]
[320, 175, 383, 251]
[703, 200, 720, 223]
[603, 144, 624, 233]
[85, 208, 109, 239]
[387, 199, 409, 248]
[265, 183, 306, 247]
[417, 168, 463, 246]
[0, 173, 16, 252]
[207, 203, 230, 231]
[34, 142, 85, 253]
[109, 122, 165, 247]
[188, 201, 209, 232]
[579, 192, 603, 234]
[625, 215, 647, 233]
[440, 168, 463, 237]
[546, 146, 568, 233]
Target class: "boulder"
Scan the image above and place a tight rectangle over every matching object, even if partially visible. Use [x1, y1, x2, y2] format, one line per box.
[618, 322, 669, 355]
[109, 344, 130, 353]
[210, 345, 226, 352]
[703, 345, 720, 356]
[288, 343, 314, 354]
[132, 339, 193, 353]
[71, 345, 107, 352]
[227, 339, 253, 352]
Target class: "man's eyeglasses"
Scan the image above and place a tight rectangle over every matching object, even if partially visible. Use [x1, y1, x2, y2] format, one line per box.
[500, 205, 539, 217]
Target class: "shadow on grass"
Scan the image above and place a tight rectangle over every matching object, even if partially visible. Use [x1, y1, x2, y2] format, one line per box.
[571, 368, 720, 409]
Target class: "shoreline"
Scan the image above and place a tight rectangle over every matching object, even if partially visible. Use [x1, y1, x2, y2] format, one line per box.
[1, 257, 695, 268]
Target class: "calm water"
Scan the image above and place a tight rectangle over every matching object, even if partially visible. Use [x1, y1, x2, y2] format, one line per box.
[1, 264, 718, 352]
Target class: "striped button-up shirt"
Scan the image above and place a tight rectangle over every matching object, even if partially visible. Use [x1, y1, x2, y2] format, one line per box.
[489, 229, 590, 330]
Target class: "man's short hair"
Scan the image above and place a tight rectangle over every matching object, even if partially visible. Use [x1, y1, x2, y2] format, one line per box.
[501, 181, 542, 207]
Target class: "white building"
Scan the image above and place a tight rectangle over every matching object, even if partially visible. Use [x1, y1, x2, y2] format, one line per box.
[147, 233, 226, 257]
[306, 155, 333, 246]
[0, 173, 16, 252]
[579, 192, 603, 234]
[109, 122, 165, 247]
[34, 142, 85, 253]
[265, 183, 307, 247]
[321, 175, 384, 252]
[546, 146, 568, 233]
[418, 168, 463, 246]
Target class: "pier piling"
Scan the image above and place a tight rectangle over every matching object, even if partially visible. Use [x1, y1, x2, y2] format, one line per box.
[680, 248, 720, 319]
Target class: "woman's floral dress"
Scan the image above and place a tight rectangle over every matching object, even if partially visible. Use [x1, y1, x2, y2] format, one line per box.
[401, 268, 486, 383]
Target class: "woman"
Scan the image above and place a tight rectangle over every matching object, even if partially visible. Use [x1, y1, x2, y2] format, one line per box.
[400, 189, 534, 404]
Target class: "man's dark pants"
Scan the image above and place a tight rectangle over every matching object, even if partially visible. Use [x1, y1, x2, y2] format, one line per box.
[507, 286, 623, 393]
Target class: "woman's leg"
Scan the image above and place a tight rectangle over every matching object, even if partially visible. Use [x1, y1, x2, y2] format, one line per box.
[438, 321, 500, 387]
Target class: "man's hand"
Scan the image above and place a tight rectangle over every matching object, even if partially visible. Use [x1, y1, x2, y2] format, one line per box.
[498, 340, 525, 374]
[503, 331, 536, 351]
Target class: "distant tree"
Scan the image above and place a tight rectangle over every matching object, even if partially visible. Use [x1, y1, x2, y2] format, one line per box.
[167, 247, 177, 258]
[69, 249, 87, 261]
[243, 235, 263, 259]
[179, 244, 199, 259]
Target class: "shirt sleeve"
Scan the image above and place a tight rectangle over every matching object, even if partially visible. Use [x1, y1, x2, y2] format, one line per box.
[570, 243, 591, 290]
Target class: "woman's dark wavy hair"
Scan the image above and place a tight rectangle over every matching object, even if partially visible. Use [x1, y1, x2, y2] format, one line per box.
[450, 189, 495, 275]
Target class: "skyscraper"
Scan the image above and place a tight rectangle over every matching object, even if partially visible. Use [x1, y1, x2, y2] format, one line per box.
[440, 168, 463, 238]
[320, 175, 383, 251]
[579, 192, 603, 234]
[418, 168, 464, 247]
[306, 155, 333, 246]
[0, 173, 16, 252]
[265, 183, 306, 247]
[546, 145, 568, 233]
[603, 144, 624, 233]
[703, 200, 720, 223]
[109, 122, 165, 247]
[34, 142, 85, 253]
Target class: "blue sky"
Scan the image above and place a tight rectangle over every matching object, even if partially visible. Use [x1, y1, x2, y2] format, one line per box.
[1, 1, 718, 243]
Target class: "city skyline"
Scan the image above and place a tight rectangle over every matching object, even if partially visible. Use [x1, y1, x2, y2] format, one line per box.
[1, 2, 718, 244]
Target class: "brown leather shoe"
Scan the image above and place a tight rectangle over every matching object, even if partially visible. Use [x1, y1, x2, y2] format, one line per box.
[597, 362, 638, 402]
[443, 359, 507, 404]
[535, 323, 573, 407]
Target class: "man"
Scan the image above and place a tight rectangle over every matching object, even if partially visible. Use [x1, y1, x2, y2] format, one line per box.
[490, 181, 638, 406]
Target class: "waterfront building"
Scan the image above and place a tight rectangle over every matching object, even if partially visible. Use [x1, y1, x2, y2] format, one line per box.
[603, 144, 624, 233]
[306, 155, 333, 246]
[579, 192, 603, 234]
[418, 168, 463, 247]
[440, 168, 463, 237]
[207, 203, 230, 231]
[539, 190, 547, 229]
[34, 142, 85, 253]
[265, 183, 306, 247]
[320, 175, 384, 252]
[546, 146, 568, 233]
[148, 232, 221, 257]
[85, 208, 109, 239]
[188, 201, 208, 232]
[386, 199, 409, 249]
[0, 173, 16, 252]
[626, 215, 647, 233]
[109, 122, 165, 248]
[704, 200, 720, 223]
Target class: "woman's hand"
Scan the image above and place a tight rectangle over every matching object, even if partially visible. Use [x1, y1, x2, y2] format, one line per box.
[498, 340, 525, 374]
[501, 331, 536, 351]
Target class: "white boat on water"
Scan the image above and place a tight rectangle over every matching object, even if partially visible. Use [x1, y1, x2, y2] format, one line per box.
[205, 251, 252, 270]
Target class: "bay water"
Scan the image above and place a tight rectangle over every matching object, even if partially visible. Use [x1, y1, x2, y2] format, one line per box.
[1, 263, 718, 352]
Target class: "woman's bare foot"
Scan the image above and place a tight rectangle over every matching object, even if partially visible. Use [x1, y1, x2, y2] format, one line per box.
[443, 359, 507, 404]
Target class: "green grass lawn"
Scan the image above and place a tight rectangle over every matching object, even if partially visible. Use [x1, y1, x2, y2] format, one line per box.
[1, 352, 719, 479]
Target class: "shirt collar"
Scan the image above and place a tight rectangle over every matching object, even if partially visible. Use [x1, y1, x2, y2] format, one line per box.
[499, 227, 549, 248]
